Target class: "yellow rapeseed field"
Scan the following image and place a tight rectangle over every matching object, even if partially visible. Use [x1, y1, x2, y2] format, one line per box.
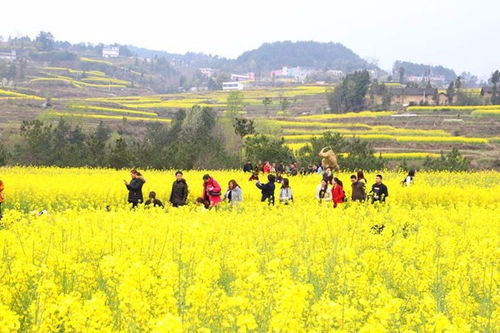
[0, 167, 498, 332]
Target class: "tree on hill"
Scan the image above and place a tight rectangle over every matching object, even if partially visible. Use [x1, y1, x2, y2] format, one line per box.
[327, 70, 371, 113]
[235, 41, 376, 72]
[393, 60, 456, 83]
[35, 31, 55, 51]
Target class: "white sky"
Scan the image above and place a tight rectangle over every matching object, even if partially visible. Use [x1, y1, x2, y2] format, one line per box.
[1, 0, 499, 79]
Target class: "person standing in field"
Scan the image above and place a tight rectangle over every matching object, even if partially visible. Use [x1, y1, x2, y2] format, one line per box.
[263, 161, 272, 174]
[169, 171, 188, 207]
[224, 179, 243, 205]
[316, 179, 332, 204]
[0, 180, 4, 220]
[402, 169, 416, 187]
[124, 169, 146, 209]
[202, 174, 222, 208]
[323, 167, 333, 185]
[370, 174, 389, 203]
[351, 174, 367, 201]
[279, 178, 293, 204]
[243, 161, 253, 173]
[332, 177, 345, 208]
[255, 174, 276, 205]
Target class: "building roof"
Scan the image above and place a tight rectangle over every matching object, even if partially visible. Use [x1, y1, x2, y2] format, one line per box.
[388, 87, 436, 96]
[481, 87, 494, 95]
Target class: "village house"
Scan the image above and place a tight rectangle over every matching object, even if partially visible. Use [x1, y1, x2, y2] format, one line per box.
[198, 68, 215, 77]
[102, 46, 119, 58]
[374, 87, 437, 106]
[480, 87, 495, 103]
[222, 81, 245, 91]
[230, 72, 255, 82]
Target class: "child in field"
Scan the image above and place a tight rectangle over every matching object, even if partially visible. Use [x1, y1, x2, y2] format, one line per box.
[145, 191, 164, 208]
[279, 178, 293, 204]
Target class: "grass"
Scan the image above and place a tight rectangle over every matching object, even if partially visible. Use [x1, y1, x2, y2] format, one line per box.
[0, 88, 42, 99]
[407, 105, 500, 112]
[296, 111, 396, 120]
[471, 109, 500, 117]
[46, 111, 171, 123]
[70, 105, 158, 116]
[282, 134, 491, 145]
[80, 57, 113, 66]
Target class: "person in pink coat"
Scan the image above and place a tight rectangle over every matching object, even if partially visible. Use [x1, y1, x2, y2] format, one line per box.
[202, 174, 222, 208]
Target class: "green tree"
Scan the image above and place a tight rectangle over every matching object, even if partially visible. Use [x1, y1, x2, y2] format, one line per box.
[243, 135, 294, 163]
[398, 66, 405, 83]
[262, 97, 272, 115]
[491, 70, 500, 104]
[446, 81, 455, 105]
[35, 31, 55, 51]
[423, 148, 470, 171]
[226, 90, 244, 117]
[232, 118, 255, 138]
[108, 137, 133, 169]
[279, 96, 291, 114]
[0, 143, 10, 166]
[327, 70, 371, 113]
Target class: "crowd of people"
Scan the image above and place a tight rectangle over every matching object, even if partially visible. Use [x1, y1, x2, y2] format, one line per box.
[121, 162, 416, 210]
[0, 164, 414, 219]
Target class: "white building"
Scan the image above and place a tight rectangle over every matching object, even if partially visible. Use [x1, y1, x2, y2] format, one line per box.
[222, 81, 245, 91]
[0, 50, 16, 61]
[102, 46, 119, 58]
[199, 68, 215, 77]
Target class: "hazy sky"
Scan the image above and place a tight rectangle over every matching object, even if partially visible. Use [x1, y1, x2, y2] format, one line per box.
[1, 0, 499, 78]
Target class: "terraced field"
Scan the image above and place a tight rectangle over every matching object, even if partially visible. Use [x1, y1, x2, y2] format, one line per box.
[0, 59, 498, 167]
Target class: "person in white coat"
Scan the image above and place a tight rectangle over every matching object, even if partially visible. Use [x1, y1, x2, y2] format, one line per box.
[316, 179, 332, 203]
[224, 180, 243, 204]
[279, 178, 293, 204]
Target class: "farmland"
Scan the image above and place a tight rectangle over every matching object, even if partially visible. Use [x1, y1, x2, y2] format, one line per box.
[0, 56, 498, 168]
[0, 167, 498, 331]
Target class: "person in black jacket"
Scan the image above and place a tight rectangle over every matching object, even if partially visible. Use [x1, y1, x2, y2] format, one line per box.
[243, 161, 253, 173]
[369, 174, 389, 203]
[124, 169, 146, 208]
[170, 171, 188, 207]
[255, 174, 276, 205]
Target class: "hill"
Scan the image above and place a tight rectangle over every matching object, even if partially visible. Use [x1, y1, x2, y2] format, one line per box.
[235, 41, 378, 72]
[393, 60, 457, 82]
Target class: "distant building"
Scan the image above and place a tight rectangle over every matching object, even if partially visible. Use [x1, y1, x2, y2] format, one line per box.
[199, 68, 215, 77]
[230, 72, 255, 82]
[270, 66, 313, 83]
[375, 87, 437, 106]
[102, 46, 120, 58]
[480, 87, 496, 103]
[327, 70, 344, 79]
[222, 81, 245, 91]
[0, 50, 16, 61]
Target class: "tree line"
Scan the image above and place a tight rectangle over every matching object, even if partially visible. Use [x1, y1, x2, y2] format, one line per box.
[0, 107, 470, 171]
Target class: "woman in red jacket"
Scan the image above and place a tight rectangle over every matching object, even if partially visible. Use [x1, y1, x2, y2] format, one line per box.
[202, 174, 222, 208]
[332, 177, 345, 208]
